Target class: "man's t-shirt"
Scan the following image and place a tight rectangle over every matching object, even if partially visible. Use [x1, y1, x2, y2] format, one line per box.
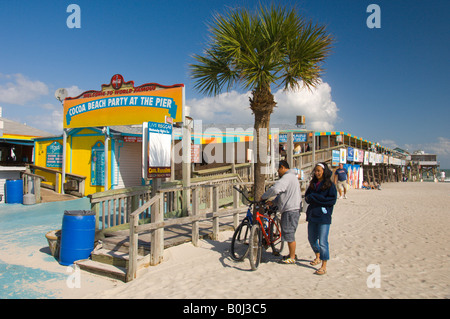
[335, 168, 348, 181]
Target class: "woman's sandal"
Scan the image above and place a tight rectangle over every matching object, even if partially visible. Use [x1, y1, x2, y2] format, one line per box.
[314, 268, 327, 275]
[310, 258, 321, 266]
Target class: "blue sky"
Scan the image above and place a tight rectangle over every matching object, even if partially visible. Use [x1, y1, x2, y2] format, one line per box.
[0, 0, 449, 167]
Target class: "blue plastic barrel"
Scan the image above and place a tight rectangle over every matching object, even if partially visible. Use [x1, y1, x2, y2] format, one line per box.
[5, 179, 23, 204]
[59, 210, 96, 266]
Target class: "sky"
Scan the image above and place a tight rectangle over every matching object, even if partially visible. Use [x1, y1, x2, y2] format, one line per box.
[0, 0, 449, 167]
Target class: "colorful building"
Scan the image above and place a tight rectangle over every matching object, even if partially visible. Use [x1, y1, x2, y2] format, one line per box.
[0, 108, 52, 203]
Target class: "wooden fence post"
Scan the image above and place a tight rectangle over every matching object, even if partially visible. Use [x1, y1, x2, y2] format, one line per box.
[232, 186, 239, 229]
[127, 214, 139, 282]
[192, 187, 199, 246]
[150, 193, 164, 265]
[212, 186, 219, 240]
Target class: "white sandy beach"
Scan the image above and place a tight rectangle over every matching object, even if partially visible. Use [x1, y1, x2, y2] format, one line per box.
[80, 182, 449, 299]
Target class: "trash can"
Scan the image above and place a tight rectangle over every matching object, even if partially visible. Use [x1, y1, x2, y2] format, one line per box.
[45, 230, 61, 258]
[5, 179, 23, 204]
[59, 210, 96, 266]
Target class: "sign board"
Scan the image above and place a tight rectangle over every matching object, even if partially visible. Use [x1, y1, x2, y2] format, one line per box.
[46, 141, 63, 168]
[147, 122, 172, 178]
[124, 136, 142, 143]
[91, 142, 105, 186]
[279, 133, 307, 143]
[347, 147, 354, 162]
[332, 150, 340, 166]
[63, 74, 184, 129]
[339, 148, 347, 164]
[191, 144, 201, 163]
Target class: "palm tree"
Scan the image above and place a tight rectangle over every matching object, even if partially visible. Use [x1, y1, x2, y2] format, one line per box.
[189, 4, 334, 201]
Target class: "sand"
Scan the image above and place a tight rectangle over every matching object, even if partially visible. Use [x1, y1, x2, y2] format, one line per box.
[82, 182, 450, 299]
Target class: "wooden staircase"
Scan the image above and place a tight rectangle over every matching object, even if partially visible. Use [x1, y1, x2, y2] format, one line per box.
[74, 220, 236, 282]
[75, 234, 151, 282]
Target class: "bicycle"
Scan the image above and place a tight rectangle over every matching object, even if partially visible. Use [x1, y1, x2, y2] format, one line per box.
[230, 186, 284, 270]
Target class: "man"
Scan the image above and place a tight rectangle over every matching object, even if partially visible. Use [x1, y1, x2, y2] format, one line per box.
[334, 163, 349, 199]
[261, 160, 301, 264]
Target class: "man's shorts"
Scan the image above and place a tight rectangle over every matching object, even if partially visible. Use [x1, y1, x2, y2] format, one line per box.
[280, 210, 300, 242]
[337, 180, 349, 192]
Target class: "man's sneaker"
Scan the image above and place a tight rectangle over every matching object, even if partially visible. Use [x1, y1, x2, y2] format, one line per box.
[279, 257, 296, 264]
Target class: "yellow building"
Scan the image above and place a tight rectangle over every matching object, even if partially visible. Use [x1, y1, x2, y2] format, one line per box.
[32, 74, 185, 197]
[0, 108, 52, 203]
[34, 126, 148, 196]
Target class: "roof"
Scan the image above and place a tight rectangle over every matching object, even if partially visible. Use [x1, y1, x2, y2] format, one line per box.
[0, 117, 53, 139]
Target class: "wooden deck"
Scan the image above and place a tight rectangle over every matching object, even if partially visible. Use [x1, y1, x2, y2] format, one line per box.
[40, 188, 79, 203]
[76, 213, 238, 282]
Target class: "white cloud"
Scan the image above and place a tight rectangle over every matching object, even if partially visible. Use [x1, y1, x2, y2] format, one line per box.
[187, 80, 339, 131]
[187, 90, 254, 124]
[380, 139, 399, 149]
[66, 85, 84, 98]
[404, 137, 450, 156]
[0, 73, 49, 105]
[26, 106, 63, 134]
[272, 81, 338, 131]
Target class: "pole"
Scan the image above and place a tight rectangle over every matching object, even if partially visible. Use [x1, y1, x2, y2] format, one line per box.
[61, 128, 67, 194]
[103, 126, 109, 191]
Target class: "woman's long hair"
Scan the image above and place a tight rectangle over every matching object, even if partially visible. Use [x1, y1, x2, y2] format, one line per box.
[309, 162, 333, 191]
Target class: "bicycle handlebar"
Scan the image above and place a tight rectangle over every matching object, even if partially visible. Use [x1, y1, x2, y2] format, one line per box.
[233, 186, 277, 213]
[232, 185, 261, 205]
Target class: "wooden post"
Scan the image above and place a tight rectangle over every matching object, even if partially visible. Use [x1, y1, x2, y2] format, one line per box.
[127, 214, 139, 282]
[287, 132, 293, 169]
[192, 187, 199, 246]
[150, 193, 164, 265]
[212, 186, 219, 240]
[232, 185, 239, 229]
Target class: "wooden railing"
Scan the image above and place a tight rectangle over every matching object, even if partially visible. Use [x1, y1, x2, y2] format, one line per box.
[22, 171, 46, 204]
[89, 173, 247, 231]
[26, 164, 86, 196]
[89, 186, 154, 230]
[126, 183, 246, 281]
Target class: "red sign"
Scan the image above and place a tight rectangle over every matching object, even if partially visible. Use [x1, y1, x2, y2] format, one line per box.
[111, 74, 124, 90]
[124, 136, 142, 143]
[191, 144, 200, 163]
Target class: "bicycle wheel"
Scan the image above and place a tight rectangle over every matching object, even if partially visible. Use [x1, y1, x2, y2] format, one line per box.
[248, 223, 262, 271]
[269, 215, 284, 256]
[230, 218, 251, 261]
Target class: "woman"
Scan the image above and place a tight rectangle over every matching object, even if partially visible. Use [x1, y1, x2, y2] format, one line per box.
[305, 162, 337, 275]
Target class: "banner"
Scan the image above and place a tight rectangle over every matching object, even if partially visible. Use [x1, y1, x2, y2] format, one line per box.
[347, 147, 354, 162]
[332, 150, 340, 166]
[63, 74, 183, 129]
[147, 122, 172, 178]
[339, 148, 347, 164]
[344, 164, 362, 189]
[279, 133, 307, 143]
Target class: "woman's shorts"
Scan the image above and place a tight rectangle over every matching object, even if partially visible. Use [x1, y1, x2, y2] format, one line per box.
[281, 210, 300, 242]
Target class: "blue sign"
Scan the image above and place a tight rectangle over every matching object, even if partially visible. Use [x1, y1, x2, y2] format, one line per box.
[66, 95, 178, 126]
[279, 133, 307, 143]
[91, 142, 105, 186]
[347, 147, 354, 162]
[46, 141, 63, 168]
[332, 150, 340, 166]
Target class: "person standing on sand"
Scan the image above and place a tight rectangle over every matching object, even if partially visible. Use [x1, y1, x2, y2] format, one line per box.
[261, 160, 301, 264]
[305, 162, 337, 275]
[334, 163, 349, 199]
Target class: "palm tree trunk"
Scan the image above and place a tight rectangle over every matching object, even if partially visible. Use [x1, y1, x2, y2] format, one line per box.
[253, 111, 271, 201]
[250, 86, 276, 202]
